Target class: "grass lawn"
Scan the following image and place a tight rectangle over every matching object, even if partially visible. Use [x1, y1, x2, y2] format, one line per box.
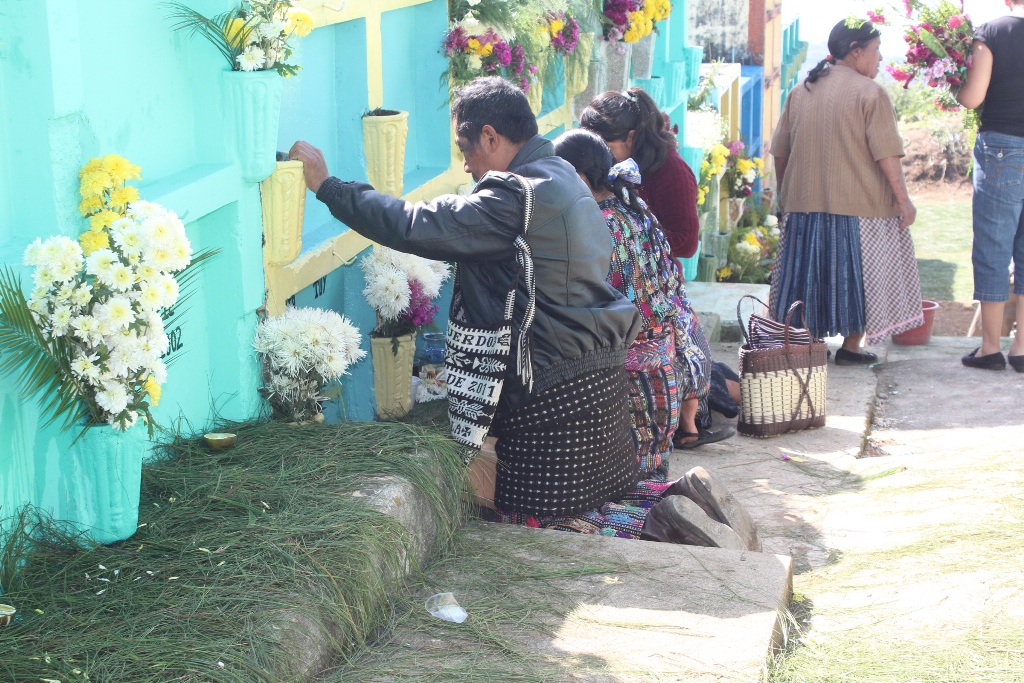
[911, 200, 974, 303]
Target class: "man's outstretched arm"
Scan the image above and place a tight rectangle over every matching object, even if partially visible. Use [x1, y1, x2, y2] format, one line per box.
[289, 141, 522, 263]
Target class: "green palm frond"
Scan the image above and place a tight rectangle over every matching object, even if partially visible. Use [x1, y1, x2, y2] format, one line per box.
[162, 2, 248, 69]
[163, 248, 220, 368]
[0, 267, 93, 432]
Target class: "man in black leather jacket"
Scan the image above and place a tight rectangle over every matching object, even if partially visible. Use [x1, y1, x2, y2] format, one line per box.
[290, 77, 642, 519]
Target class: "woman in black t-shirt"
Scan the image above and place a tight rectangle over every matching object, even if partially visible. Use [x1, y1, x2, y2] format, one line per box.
[957, 1, 1024, 372]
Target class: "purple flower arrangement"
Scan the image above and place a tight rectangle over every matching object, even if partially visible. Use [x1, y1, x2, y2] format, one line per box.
[400, 279, 439, 331]
[547, 13, 581, 56]
[601, 0, 642, 41]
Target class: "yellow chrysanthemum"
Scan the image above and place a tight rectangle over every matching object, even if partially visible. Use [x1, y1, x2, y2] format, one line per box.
[716, 266, 732, 280]
[89, 209, 120, 231]
[648, 0, 672, 23]
[78, 196, 103, 216]
[697, 188, 707, 206]
[78, 157, 104, 180]
[101, 154, 141, 184]
[287, 7, 315, 38]
[79, 229, 110, 256]
[145, 376, 162, 407]
[79, 171, 113, 199]
[549, 19, 565, 37]
[223, 16, 249, 48]
[108, 185, 140, 210]
[736, 158, 754, 175]
[744, 232, 760, 247]
[754, 157, 765, 170]
[701, 160, 711, 174]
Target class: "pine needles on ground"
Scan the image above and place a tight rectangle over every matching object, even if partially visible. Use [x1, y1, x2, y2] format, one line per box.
[325, 526, 626, 683]
[0, 419, 470, 682]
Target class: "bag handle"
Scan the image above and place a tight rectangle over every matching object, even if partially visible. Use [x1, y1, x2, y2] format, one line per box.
[506, 173, 537, 391]
[780, 300, 816, 427]
[781, 300, 803, 353]
[736, 294, 771, 345]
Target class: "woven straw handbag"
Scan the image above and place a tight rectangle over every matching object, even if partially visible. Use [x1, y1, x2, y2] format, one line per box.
[737, 296, 828, 438]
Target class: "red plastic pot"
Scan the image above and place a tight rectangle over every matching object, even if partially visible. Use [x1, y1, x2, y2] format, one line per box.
[892, 300, 940, 346]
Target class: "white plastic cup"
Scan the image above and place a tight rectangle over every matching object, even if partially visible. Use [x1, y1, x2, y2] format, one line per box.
[425, 592, 467, 623]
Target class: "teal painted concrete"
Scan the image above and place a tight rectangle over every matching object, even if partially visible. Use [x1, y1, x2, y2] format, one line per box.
[0, 0, 271, 537]
[0, 0, 703, 540]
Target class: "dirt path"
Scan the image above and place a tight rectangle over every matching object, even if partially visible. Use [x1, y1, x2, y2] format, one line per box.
[683, 339, 1024, 682]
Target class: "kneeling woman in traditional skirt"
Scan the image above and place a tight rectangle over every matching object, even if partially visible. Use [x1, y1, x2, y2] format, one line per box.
[489, 130, 726, 541]
[770, 20, 923, 357]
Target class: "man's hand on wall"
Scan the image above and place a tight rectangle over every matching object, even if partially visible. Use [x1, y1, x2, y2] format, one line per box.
[288, 141, 330, 193]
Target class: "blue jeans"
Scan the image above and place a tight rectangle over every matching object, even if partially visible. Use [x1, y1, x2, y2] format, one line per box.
[972, 131, 1024, 302]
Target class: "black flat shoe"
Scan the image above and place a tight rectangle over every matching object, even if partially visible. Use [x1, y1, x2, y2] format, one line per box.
[675, 426, 736, 450]
[1008, 354, 1024, 373]
[962, 348, 1006, 370]
[835, 348, 879, 366]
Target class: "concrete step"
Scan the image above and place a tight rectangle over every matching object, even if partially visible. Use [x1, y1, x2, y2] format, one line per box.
[485, 525, 792, 682]
[696, 311, 722, 343]
[686, 282, 772, 344]
[356, 521, 793, 683]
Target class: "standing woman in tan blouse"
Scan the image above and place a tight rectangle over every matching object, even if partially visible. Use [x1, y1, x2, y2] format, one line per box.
[770, 20, 923, 364]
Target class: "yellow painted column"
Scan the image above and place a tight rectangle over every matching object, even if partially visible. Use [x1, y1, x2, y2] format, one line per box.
[365, 11, 384, 109]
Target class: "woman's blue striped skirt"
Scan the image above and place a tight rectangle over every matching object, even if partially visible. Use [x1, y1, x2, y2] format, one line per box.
[769, 212, 866, 338]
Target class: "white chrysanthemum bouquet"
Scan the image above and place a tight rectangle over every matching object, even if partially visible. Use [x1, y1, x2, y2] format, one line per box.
[360, 247, 451, 339]
[166, 0, 315, 77]
[252, 307, 366, 422]
[0, 155, 214, 435]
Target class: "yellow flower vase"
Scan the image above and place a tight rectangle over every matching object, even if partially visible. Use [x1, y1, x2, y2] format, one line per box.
[371, 333, 416, 419]
[362, 110, 409, 198]
[259, 160, 305, 267]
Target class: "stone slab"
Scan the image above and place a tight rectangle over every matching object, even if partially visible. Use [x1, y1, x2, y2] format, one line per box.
[671, 341, 884, 567]
[697, 310, 722, 343]
[686, 282, 772, 343]
[439, 523, 792, 683]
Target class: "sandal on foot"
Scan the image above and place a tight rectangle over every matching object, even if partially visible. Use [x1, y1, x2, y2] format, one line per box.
[675, 426, 736, 450]
[962, 348, 1006, 370]
[835, 348, 878, 366]
[672, 431, 700, 447]
[1009, 354, 1024, 373]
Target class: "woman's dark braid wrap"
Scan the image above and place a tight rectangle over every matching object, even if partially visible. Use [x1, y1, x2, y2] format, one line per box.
[805, 19, 881, 90]
[552, 129, 657, 224]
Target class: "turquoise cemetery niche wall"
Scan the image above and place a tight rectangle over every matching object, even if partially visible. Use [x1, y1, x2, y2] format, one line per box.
[0, 0, 703, 541]
[0, 0, 270, 541]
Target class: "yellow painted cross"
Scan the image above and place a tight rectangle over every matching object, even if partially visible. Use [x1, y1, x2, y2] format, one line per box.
[299, 0, 432, 108]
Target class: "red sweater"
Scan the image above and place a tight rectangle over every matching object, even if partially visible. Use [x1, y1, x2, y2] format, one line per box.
[637, 149, 701, 259]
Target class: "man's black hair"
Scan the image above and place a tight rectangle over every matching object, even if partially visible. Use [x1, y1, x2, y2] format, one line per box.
[451, 77, 539, 147]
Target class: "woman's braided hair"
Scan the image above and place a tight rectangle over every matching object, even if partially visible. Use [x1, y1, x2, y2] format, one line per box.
[552, 129, 655, 223]
[805, 19, 881, 90]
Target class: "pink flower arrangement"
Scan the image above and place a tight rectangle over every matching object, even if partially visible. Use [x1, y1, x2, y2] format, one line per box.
[441, 24, 539, 94]
[546, 13, 580, 56]
[876, 1, 973, 109]
[400, 279, 439, 331]
[601, 0, 642, 41]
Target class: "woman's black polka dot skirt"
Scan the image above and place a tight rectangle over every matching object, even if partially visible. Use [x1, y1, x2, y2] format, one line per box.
[491, 367, 641, 517]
